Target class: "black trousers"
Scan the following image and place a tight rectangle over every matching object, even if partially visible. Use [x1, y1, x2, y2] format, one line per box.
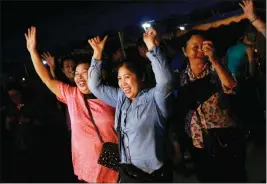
[119, 164, 173, 183]
[189, 128, 247, 183]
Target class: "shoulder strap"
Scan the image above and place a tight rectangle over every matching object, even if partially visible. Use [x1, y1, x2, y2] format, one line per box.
[83, 95, 104, 143]
[117, 97, 128, 161]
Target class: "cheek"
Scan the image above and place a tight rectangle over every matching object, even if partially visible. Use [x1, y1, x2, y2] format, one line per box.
[118, 80, 122, 87]
[82, 73, 88, 80]
[129, 79, 138, 89]
[188, 50, 200, 59]
[63, 69, 68, 74]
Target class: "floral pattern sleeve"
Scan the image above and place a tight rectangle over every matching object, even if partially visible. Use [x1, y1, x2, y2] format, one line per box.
[211, 65, 237, 95]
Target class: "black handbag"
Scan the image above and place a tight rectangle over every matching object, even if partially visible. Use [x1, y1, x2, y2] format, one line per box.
[83, 95, 120, 172]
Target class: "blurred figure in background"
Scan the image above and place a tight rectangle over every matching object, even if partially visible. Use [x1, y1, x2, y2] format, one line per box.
[226, 26, 257, 79]
[4, 84, 40, 182]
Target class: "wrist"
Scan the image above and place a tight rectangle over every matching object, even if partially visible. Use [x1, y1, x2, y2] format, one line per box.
[248, 14, 257, 21]
[146, 42, 156, 51]
[29, 49, 38, 55]
[210, 56, 220, 65]
[93, 51, 102, 61]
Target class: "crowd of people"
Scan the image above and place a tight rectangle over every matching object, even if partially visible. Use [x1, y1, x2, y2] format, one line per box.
[1, 0, 266, 183]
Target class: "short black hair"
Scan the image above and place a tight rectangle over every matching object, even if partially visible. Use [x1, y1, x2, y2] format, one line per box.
[183, 30, 207, 48]
[60, 56, 75, 69]
[75, 60, 91, 71]
[244, 25, 257, 41]
[115, 59, 145, 80]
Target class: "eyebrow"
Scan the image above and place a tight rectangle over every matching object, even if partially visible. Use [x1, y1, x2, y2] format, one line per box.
[118, 74, 131, 78]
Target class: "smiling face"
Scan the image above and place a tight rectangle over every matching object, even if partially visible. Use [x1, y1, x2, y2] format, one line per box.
[74, 63, 91, 94]
[185, 35, 206, 65]
[62, 59, 75, 81]
[118, 64, 142, 101]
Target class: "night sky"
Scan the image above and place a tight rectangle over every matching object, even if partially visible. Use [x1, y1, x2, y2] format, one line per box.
[2, 0, 231, 61]
[1, 0, 265, 78]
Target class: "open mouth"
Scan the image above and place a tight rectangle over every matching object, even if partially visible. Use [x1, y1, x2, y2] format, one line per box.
[77, 80, 86, 88]
[123, 87, 131, 94]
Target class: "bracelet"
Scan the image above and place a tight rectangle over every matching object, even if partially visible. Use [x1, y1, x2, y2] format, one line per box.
[250, 16, 258, 23]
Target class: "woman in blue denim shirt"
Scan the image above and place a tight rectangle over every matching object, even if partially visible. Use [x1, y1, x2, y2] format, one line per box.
[88, 28, 173, 182]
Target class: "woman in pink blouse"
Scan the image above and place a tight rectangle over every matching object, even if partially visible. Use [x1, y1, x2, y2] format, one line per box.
[25, 26, 118, 182]
[174, 31, 247, 182]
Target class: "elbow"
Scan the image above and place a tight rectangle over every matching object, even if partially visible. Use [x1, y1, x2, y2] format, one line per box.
[162, 74, 174, 88]
[43, 76, 53, 86]
[226, 80, 237, 90]
[158, 80, 173, 91]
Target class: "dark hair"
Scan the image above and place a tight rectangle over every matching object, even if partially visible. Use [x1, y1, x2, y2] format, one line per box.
[244, 25, 257, 42]
[115, 60, 145, 80]
[60, 56, 75, 69]
[136, 37, 147, 49]
[183, 30, 208, 48]
[75, 60, 91, 71]
[104, 39, 122, 58]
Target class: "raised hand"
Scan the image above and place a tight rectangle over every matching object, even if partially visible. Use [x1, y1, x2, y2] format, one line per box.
[88, 36, 108, 54]
[25, 26, 37, 53]
[239, 0, 256, 21]
[143, 28, 157, 51]
[41, 52, 55, 68]
[202, 41, 218, 62]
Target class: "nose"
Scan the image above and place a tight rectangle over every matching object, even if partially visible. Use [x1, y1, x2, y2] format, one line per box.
[120, 79, 127, 87]
[76, 74, 82, 79]
[197, 46, 203, 53]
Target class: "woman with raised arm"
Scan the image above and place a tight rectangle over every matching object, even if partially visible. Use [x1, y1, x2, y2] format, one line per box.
[25, 26, 118, 182]
[88, 28, 173, 183]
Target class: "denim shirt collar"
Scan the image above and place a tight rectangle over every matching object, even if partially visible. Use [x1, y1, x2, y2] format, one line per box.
[123, 89, 149, 110]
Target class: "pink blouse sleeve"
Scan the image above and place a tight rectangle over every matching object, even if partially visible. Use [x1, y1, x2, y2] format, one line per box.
[56, 82, 76, 104]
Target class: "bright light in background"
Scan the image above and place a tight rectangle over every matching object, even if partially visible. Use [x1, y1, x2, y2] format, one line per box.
[179, 26, 185, 31]
[142, 22, 151, 31]
[22, 78, 25, 81]
[141, 20, 155, 31]
[42, 60, 47, 64]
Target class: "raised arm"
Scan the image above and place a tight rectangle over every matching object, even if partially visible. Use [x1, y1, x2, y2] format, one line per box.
[240, 0, 266, 37]
[88, 36, 119, 107]
[25, 26, 62, 98]
[41, 52, 57, 79]
[202, 41, 237, 90]
[143, 28, 173, 118]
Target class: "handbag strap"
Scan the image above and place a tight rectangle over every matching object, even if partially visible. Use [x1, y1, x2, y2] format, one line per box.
[83, 94, 104, 144]
[117, 97, 128, 161]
